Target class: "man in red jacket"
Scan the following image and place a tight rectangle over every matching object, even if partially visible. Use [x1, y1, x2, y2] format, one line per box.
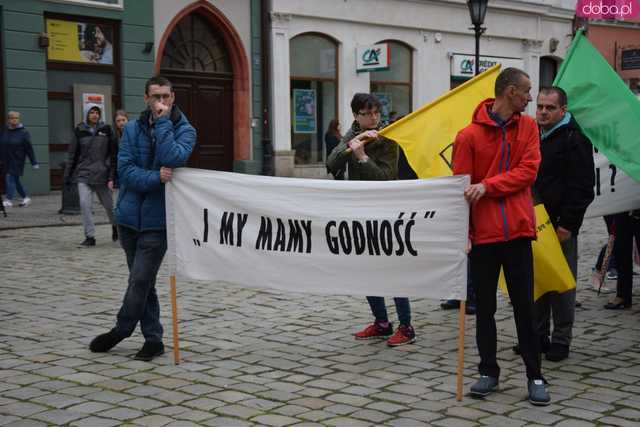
[452, 67, 550, 406]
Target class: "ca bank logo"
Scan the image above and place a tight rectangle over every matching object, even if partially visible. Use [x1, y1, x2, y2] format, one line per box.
[576, 0, 640, 19]
[362, 48, 381, 66]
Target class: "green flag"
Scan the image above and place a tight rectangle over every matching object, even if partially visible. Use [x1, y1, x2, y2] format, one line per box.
[554, 28, 640, 183]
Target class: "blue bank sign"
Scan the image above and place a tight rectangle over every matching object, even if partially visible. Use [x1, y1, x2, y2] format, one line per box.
[356, 43, 390, 72]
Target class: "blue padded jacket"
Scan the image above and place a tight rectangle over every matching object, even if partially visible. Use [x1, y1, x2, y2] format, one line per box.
[114, 106, 196, 231]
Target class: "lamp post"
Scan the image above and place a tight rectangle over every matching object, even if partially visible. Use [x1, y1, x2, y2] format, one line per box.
[467, 0, 488, 76]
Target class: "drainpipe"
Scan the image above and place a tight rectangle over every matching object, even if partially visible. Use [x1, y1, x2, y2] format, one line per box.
[261, 0, 274, 175]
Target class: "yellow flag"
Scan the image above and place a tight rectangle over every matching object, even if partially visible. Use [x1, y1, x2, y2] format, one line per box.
[379, 64, 501, 178]
[499, 204, 577, 301]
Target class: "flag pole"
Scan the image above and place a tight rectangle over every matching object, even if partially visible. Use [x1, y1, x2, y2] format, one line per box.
[456, 300, 466, 401]
[170, 275, 180, 365]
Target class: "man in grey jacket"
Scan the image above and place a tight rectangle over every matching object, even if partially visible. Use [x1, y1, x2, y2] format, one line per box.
[65, 105, 118, 246]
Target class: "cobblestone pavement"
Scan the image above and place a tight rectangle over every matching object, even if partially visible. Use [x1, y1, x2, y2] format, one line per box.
[1, 216, 639, 427]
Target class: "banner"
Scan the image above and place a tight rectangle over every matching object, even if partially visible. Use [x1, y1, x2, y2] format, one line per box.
[586, 151, 640, 218]
[380, 64, 500, 178]
[554, 29, 640, 183]
[166, 169, 470, 299]
[500, 205, 576, 301]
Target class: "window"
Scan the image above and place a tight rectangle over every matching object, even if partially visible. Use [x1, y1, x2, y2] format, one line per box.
[540, 57, 559, 89]
[44, 0, 123, 10]
[370, 41, 412, 124]
[290, 33, 338, 165]
[160, 14, 231, 74]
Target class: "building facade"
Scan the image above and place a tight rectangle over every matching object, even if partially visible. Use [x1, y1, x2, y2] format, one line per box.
[269, 0, 576, 177]
[0, 0, 155, 194]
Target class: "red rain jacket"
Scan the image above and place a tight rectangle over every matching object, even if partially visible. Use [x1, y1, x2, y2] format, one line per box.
[452, 98, 541, 245]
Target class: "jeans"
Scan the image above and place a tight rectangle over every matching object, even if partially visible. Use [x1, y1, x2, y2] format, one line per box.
[535, 234, 577, 347]
[113, 226, 167, 343]
[78, 182, 114, 238]
[471, 238, 542, 380]
[5, 174, 27, 200]
[366, 297, 411, 325]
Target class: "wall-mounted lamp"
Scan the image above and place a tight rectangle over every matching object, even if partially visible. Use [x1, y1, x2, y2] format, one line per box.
[549, 37, 559, 53]
[142, 42, 154, 54]
[38, 33, 49, 48]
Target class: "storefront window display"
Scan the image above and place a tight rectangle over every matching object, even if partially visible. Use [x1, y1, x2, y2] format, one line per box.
[290, 33, 337, 165]
[370, 41, 412, 124]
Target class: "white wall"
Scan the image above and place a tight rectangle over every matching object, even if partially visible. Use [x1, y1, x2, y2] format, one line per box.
[270, 0, 575, 158]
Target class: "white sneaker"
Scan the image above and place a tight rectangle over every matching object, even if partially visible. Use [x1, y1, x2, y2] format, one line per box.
[19, 197, 31, 207]
[2, 200, 12, 208]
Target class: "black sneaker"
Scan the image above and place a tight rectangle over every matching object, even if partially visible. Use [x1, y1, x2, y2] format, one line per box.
[545, 343, 569, 362]
[90, 331, 124, 353]
[528, 379, 551, 406]
[440, 299, 460, 310]
[134, 341, 165, 361]
[80, 237, 96, 247]
[470, 375, 499, 397]
[112, 225, 118, 242]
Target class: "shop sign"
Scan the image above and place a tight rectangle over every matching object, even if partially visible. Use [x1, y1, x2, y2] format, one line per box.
[450, 54, 523, 78]
[621, 49, 640, 70]
[356, 44, 390, 72]
[293, 89, 317, 134]
[46, 18, 114, 65]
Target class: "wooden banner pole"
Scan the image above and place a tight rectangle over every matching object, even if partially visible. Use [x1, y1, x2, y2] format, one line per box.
[170, 275, 180, 365]
[456, 300, 466, 401]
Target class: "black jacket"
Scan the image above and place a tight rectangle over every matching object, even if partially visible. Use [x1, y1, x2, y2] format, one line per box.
[65, 122, 117, 185]
[0, 125, 37, 176]
[533, 116, 595, 235]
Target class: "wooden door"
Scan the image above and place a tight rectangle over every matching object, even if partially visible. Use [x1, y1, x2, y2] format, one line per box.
[169, 74, 234, 171]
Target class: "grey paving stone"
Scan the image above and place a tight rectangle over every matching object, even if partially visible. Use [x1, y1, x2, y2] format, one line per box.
[98, 407, 145, 420]
[251, 414, 299, 426]
[215, 403, 264, 419]
[0, 402, 48, 417]
[324, 417, 373, 427]
[130, 414, 174, 427]
[202, 417, 254, 427]
[31, 409, 85, 424]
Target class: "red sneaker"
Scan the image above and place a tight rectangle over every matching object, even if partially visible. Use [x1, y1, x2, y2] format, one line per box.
[355, 322, 393, 340]
[387, 324, 416, 347]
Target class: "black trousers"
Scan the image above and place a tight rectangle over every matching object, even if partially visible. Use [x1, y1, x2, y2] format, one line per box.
[471, 238, 542, 380]
[613, 212, 640, 304]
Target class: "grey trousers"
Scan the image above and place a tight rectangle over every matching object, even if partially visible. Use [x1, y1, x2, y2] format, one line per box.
[534, 233, 578, 347]
[78, 182, 114, 238]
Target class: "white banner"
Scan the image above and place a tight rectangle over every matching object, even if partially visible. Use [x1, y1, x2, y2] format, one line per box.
[166, 169, 470, 300]
[585, 151, 640, 218]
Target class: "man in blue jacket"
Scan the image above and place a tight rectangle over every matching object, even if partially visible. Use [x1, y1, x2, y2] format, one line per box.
[1, 111, 38, 207]
[89, 76, 196, 361]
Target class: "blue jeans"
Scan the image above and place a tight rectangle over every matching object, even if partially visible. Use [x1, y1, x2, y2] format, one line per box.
[5, 174, 27, 200]
[366, 297, 411, 325]
[113, 226, 167, 343]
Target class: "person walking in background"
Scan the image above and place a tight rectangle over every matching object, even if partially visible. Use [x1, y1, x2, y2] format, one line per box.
[1, 111, 38, 207]
[89, 75, 196, 361]
[530, 86, 594, 362]
[112, 109, 129, 192]
[324, 119, 343, 179]
[327, 93, 416, 347]
[452, 68, 550, 405]
[65, 105, 117, 246]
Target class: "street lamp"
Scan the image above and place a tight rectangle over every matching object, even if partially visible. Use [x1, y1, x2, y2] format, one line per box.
[467, 0, 488, 76]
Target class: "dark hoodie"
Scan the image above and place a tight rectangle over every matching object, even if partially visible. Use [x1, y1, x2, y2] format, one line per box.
[533, 113, 595, 235]
[0, 124, 37, 176]
[65, 110, 117, 185]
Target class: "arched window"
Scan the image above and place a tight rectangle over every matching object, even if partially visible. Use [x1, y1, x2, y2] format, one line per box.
[370, 41, 412, 124]
[290, 33, 338, 165]
[539, 57, 559, 89]
[160, 13, 231, 74]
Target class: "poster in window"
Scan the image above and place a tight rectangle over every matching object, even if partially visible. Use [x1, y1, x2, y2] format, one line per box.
[373, 92, 392, 125]
[293, 89, 317, 134]
[47, 18, 114, 65]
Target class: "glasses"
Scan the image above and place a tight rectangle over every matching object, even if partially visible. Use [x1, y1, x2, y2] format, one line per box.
[357, 110, 380, 118]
